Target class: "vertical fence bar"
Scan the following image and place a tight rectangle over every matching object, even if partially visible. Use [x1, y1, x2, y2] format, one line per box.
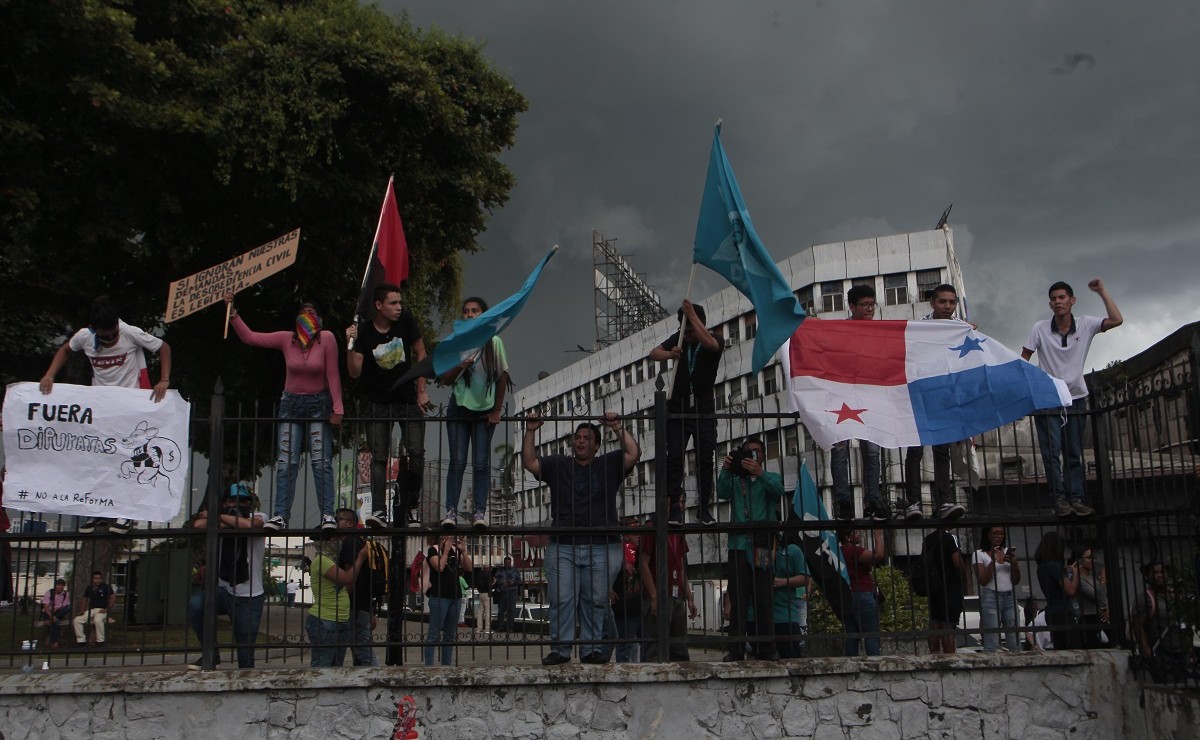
[200, 377, 225, 670]
[652, 390, 670, 662]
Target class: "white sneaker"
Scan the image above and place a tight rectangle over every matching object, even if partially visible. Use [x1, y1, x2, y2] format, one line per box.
[936, 503, 965, 520]
[440, 509, 458, 529]
[110, 518, 134, 534]
[364, 511, 387, 529]
[472, 511, 488, 530]
[904, 503, 922, 521]
[320, 513, 337, 531]
[263, 516, 286, 531]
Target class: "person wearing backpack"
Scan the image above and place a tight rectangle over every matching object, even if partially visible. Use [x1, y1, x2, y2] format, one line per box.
[335, 509, 379, 666]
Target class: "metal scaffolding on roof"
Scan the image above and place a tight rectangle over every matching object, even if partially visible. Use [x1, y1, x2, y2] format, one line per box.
[591, 229, 669, 349]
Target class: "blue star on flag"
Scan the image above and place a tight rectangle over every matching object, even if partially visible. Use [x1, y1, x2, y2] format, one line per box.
[948, 336, 986, 358]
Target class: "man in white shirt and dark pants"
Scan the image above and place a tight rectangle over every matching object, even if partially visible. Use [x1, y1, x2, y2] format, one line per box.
[1021, 279, 1122, 518]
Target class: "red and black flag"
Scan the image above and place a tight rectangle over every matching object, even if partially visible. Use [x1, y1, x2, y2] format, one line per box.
[354, 176, 410, 323]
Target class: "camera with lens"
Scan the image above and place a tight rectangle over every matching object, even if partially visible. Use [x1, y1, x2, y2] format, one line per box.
[728, 445, 760, 478]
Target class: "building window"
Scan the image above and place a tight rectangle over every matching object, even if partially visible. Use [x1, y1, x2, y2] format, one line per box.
[746, 375, 761, 400]
[784, 426, 799, 457]
[916, 269, 942, 301]
[624, 366, 633, 386]
[796, 286, 815, 315]
[744, 312, 757, 340]
[820, 282, 844, 313]
[766, 429, 781, 462]
[727, 319, 740, 342]
[884, 273, 908, 306]
[635, 363, 645, 384]
[763, 366, 779, 396]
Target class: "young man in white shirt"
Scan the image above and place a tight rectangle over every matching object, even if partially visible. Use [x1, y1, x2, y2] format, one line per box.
[1021, 279, 1122, 518]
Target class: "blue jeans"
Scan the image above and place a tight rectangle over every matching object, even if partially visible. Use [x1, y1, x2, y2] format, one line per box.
[980, 588, 1020, 652]
[843, 590, 881, 656]
[444, 397, 497, 515]
[425, 596, 461, 666]
[365, 401, 425, 514]
[188, 589, 265, 668]
[348, 609, 374, 666]
[305, 613, 351, 667]
[545, 542, 622, 659]
[275, 392, 335, 521]
[831, 439, 881, 505]
[1033, 398, 1088, 502]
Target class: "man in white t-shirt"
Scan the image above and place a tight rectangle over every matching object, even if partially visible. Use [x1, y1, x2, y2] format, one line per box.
[1021, 279, 1122, 518]
[39, 296, 173, 534]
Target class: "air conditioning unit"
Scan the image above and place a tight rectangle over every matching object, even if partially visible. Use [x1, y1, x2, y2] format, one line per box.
[724, 337, 736, 348]
[597, 381, 619, 397]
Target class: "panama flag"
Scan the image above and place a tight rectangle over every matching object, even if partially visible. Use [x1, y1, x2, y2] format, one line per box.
[783, 319, 1071, 450]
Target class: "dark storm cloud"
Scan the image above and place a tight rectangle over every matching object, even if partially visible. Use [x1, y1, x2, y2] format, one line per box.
[382, 1, 1200, 386]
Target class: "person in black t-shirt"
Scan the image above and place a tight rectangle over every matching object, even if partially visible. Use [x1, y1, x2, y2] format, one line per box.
[922, 526, 967, 654]
[346, 282, 430, 528]
[648, 301, 723, 525]
[335, 509, 378, 666]
[72, 570, 116, 646]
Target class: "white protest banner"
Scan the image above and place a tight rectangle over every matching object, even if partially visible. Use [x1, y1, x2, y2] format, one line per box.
[2, 382, 191, 523]
[165, 228, 300, 323]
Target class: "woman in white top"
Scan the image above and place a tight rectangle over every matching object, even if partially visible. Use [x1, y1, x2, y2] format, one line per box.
[974, 525, 1022, 652]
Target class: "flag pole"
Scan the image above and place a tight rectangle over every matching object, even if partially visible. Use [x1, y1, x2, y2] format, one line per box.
[349, 175, 396, 352]
[223, 301, 232, 339]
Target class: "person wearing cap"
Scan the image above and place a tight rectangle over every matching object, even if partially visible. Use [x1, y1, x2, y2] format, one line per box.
[41, 578, 71, 648]
[187, 483, 267, 669]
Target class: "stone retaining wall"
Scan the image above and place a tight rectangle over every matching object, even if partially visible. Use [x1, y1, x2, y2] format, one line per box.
[0, 651, 1172, 739]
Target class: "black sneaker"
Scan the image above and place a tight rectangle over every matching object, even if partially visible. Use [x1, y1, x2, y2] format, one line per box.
[109, 518, 135, 534]
[936, 503, 966, 520]
[406, 509, 422, 527]
[78, 518, 100, 534]
[541, 652, 570, 666]
[833, 501, 853, 521]
[867, 500, 893, 522]
[697, 512, 717, 526]
[263, 516, 287, 531]
[364, 511, 387, 529]
[580, 652, 609, 665]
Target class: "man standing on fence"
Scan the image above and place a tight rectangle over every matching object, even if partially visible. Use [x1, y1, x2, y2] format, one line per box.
[831, 285, 892, 521]
[1021, 279, 1123, 518]
[346, 282, 430, 528]
[73, 571, 115, 647]
[649, 300, 723, 525]
[186, 484, 267, 669]
[522, 410, 640, 665]
[903, 284, 968, 521]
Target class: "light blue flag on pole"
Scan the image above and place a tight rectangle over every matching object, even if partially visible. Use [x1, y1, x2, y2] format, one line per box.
[431, 246, 559, 376]
[694, 123, 806, 373]
[793, 459, 851, 588]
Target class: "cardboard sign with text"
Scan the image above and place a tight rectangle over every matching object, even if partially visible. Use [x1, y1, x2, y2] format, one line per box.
[165, 229, 300, 322]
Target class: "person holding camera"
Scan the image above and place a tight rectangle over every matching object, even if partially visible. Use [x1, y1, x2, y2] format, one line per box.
[187, 483, 266, 669]
[717, 437, 784, 661]
[973, 525, 1021, 652]
[425, 533, 473, 666]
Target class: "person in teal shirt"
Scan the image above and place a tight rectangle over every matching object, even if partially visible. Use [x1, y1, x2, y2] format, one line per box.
[717, 437, 785, 661]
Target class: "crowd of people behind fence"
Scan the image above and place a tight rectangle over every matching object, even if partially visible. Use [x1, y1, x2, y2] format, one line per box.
[14, 274, 1196, 680]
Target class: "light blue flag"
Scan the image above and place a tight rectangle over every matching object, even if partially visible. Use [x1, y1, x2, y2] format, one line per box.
[431, 246, 558, 376]
[694, 123, 806, 373]
[792, 459, 851, 588]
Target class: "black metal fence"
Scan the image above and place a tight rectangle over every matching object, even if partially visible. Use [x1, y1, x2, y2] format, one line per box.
[2, 356, 1197, 684]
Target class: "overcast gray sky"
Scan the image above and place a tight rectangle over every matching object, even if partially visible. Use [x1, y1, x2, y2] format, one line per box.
[384, 1, 1200, 389]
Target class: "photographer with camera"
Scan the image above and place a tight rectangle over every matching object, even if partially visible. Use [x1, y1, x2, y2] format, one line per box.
[716, 437, 784, 661]
[187, 483, 266, 669]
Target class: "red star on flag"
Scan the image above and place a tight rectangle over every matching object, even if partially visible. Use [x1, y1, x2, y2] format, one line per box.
[828, 403, 868, 424]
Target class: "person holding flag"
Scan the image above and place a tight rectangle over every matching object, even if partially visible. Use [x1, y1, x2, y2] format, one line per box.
[437, 295, 511, 529]
[346, 283, 430, 528]
[224, 293, 342, 531]
[648, 300, 722, 525]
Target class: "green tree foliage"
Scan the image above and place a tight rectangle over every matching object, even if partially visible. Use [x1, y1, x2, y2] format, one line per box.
[807, 565, 928, 655]
[0, 0, 527, 423]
